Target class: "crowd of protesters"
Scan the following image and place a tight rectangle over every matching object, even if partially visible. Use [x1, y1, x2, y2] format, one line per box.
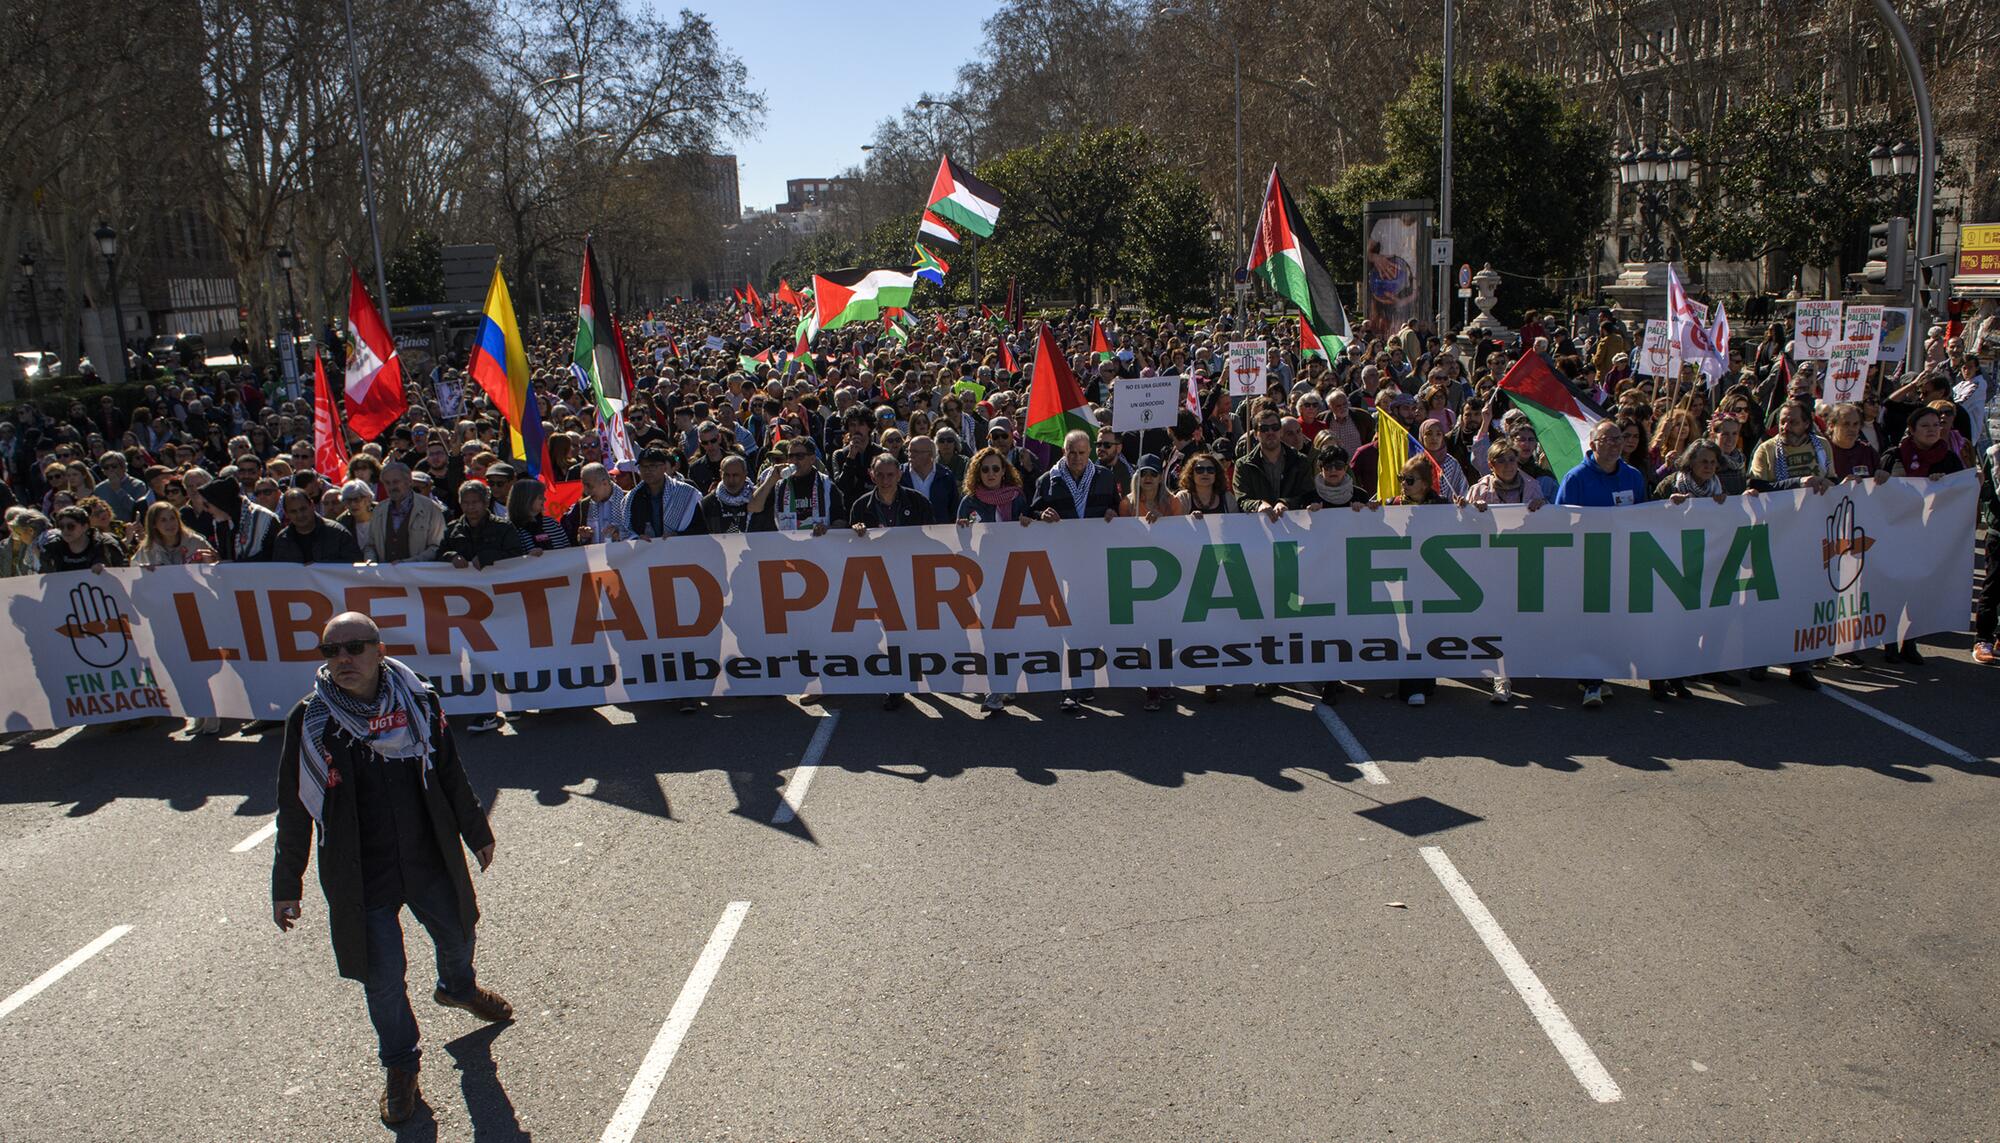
[3, 294, 1995, 726]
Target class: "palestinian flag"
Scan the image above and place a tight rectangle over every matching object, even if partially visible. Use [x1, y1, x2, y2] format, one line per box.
[813, 267, 916, 332]
[926, 154, 1002, 238]
[1025, 323, 1096, 446]
[572, 238, 636, 420]
[738, 348, 771, 373]
[913, 242, 950, 287]
[1090, 317, 1113, 363]
[982, 304, 1002, 332]
[794, 315, 813, 356]
[1299, 317, 1329, 361]
[1497, 351, 1606, 476]
[882, 314, 910, 345]
[919, 211, 960, 248]
[1248, 165, 1351, 353]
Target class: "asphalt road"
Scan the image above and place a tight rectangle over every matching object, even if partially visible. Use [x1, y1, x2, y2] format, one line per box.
[0, 637, 1996, 1141]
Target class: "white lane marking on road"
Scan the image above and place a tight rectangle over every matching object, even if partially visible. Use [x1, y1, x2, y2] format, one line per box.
[30, 727, 83, 750]
[1315, 705, 1389, 784]
[1821, 684, 1986, 767]
[1419, 847, 1623, 1103]
[230, 820, 278, 852]
[772, 711, 840, 825]
[600, 901, 752, 1143]
[0, 925, 134, 1024]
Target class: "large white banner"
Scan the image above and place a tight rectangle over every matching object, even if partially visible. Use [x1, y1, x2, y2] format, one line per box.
[3, 476, 1973, 729]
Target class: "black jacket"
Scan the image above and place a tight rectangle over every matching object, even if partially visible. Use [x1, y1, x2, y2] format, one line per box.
[849, 487, 936, 529]
[273, 519, 363, 565]
[439, 515, 529, 568]
[1029, 463, 1122, 520]
[272, 696, 493, 982]
[1232, 445, 1315, 510]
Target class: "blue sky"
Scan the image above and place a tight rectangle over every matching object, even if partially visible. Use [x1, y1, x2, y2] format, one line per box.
[691, 0, 1004, 212]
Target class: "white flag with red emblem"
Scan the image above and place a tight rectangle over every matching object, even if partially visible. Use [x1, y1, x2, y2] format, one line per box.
[313, 353, 350, 479]
[343, 268, 406, 440]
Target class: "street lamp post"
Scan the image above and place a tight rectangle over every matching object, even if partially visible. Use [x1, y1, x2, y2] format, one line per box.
[18, 252, 41, 352]
[1870, 0, 1937, 356]
[1616, 144, 1689, 264]
[916, 98, 982, 302]
[93, 222, 127, 385]
[277, 243, 303, 391]
[1209, 225, 1224, 308]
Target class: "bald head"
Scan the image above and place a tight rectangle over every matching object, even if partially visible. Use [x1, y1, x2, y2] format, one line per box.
[319, 611, 384, 695]
[322, 611, 380, 642]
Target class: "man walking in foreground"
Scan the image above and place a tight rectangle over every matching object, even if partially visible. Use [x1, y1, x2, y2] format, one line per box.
[271, 612, 514, 1125]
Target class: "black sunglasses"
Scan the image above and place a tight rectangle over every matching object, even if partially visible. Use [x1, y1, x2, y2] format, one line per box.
[317, 638, 379, 659]
[1257, 424, 1282, 432]
[1399, 475, 1420, 484]
[1191, 464, 1218, 474]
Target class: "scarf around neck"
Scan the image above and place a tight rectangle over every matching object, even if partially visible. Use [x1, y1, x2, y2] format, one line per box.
[296, 657, 437, 840]
[1056, 461, 1097, 519]
[1313, 472, 1355, 505]
[1897, 434, 1952, 476]
[973, 485, 1021, 520]
[1672, 470, 1724, 497]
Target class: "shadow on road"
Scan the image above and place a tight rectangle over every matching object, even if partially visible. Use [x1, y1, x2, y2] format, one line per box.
[444, 1022, 530, 1142]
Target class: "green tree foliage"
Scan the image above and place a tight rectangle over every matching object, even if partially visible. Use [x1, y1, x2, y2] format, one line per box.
[980, 127, 1215, 311]
[1124, 167, 1221, 314]
[1681, 87, 1893, 278]
[385, 230, 444, 306]
[1304, 59, 1609, 316]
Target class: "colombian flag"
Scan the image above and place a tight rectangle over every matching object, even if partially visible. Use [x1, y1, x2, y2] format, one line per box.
[469, 262, 579, 515]
[467, 264, 529, 459]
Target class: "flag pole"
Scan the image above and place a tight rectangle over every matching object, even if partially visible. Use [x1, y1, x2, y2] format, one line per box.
[341, 0, 393, 337]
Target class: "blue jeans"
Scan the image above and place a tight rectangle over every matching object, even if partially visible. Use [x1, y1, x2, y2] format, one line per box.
[362, 871, 477, 1072]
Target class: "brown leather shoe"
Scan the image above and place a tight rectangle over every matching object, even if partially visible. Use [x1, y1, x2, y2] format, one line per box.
[380, 1067, 420, 1125]
[434, 984, 514, 1023]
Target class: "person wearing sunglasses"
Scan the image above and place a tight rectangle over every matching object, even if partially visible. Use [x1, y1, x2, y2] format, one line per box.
[272, 612, 512, 1127]
[1233, 412, 1313, 519]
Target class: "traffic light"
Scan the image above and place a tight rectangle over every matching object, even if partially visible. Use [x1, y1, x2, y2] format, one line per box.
[1865, 217, 1910, 289]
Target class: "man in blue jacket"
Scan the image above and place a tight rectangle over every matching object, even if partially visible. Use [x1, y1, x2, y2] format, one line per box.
[1554, 420, 1658, 708]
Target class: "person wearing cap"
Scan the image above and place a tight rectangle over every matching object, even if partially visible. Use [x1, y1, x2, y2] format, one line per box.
[484, 463, 516, 520]
[987, 416, 1041, 483]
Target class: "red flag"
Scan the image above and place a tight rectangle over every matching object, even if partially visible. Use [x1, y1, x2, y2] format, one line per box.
[934, 313, 949, 334]
[775, 279, 803, 310]
[999, 338, 1017, 374]
[313, 353, 350, 479]
[343, 268, 406, 440]
[1090, 317, 1111, 359]
[746, 283, 765, 314]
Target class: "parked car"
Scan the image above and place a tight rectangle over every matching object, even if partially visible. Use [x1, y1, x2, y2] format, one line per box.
[149, 333, 208, 368]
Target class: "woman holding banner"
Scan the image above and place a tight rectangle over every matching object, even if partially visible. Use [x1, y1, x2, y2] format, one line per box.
[956, 445, 1033, 716]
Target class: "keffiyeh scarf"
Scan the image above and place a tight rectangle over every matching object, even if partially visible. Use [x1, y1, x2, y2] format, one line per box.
[296, 657, 438, 840]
